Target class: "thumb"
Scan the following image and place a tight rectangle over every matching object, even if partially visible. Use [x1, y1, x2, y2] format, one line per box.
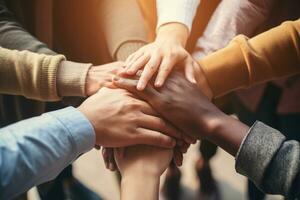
[135, 128, 176, 148]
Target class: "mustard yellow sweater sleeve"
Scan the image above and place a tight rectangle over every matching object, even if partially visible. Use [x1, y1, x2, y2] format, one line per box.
[197, 19, 300, 98]
[0, 47, 91, 101]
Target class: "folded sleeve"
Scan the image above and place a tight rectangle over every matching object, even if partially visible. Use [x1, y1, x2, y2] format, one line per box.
[235, 121, 300, 198]
[0, 107, 95, 200]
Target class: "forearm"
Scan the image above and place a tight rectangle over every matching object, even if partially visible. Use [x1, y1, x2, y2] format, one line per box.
[206, 114, 250, 156]
[198, 19, 300, 98]
[0, 107, 95, 199]
[121, 174, 160, 200]
[156, 23, 189, 47]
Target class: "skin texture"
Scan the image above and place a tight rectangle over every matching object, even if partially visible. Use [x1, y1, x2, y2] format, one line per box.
[77, 87, 183, 148]
[113, 72, 250, 156]
[123, 23, 197, 90]
[85, 61, 125, 96]
[114, 145, 173, 200]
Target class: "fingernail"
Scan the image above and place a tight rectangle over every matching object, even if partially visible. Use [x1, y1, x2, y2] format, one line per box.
[109, 163, 114, 171]
[137, 81, 145, 90]
[126, 69, 134, 75]
[112, 76, 119, 82]
[155, 81, 162, 87]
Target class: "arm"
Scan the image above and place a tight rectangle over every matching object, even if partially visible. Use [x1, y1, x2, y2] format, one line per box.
[0, 87, 180, 199]
[114, 145, 173, 200]
[113, 73, 300, 198]
[235, 121, 300, 198]
[0, 1, 122, 100]
[196, 19, 300, 98]
[0, 46, 128, 101]
[0, 107, 95, 199]
[192, 0, 275, 59]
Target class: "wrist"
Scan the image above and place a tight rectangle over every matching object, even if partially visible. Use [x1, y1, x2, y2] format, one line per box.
[121, 164, 163, 179]
[157, 23, 189, 47]
[57, 61, 92, 97]
[206, 114, 250, 156]
[121, 173, 159, 200]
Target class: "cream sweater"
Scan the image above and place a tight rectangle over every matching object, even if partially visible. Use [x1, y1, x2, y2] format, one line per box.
[0, 47, 91, 101]
[156, 0, 200, 32]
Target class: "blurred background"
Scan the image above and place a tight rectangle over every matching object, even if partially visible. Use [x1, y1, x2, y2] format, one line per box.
[28, 142, 283, 200]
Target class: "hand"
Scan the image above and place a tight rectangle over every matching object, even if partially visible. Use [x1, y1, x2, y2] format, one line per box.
[85, 62, 125, 96]
[77, 87, 181, 148]
[123, 23, 192, 90]
[112, 73, 226, 140]
[102, 141, 188, 172]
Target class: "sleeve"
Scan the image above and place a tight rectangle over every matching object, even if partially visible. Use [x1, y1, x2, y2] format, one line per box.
[0, 47, 65, 101]
[235, 121, 300, 198]
[156, 0, 200, 33]
[196, 19, 300, 98]
[192, 0, 276, 59]
[0, 0, 56, 54]
[0, 0, 91, 100]
[0, 107, 95, 200]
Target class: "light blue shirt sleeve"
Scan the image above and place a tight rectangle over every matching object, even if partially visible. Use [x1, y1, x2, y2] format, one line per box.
[0, 107, 95, 200]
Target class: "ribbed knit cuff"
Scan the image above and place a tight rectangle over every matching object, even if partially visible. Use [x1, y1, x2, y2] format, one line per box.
[57, 61, 92, 97]
[115, 41, 147, 61]
[40, 54, 66, 100]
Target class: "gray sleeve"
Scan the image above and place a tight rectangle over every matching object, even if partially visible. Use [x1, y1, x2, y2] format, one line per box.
[236, 121, 300, 199]
[0, 0, 55, 54]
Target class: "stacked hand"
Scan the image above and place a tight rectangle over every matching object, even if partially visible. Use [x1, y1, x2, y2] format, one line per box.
[123, 23, 197, 90]
[78, 87, 182, 148]
[112, 72, 223, 141]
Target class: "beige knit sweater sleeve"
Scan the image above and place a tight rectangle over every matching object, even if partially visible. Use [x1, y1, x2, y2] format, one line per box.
[0, 47, 91, 101]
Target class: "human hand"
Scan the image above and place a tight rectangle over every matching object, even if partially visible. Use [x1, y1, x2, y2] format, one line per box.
[85, 62, 125, 96]
[123, 23, 193, 90]
[101, 140, 189, 171]
[77, 87, 182, 148]
[113, 73, 225, 140]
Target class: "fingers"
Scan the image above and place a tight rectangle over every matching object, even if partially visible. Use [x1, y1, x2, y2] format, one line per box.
[155, 57, 177, 87]
[126, 54, 151, 75]
[179, 141, 191, 153]
[173, 148, 183, 166]
[137, 54, 162, 90]
[102, 148, 116, 171]
[113, 76, 160, 101]
[135, 128, 176, 148]
[184, 59, 197, 84]
[139, 115, 182, 139]
[125, 50, 145, 69]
